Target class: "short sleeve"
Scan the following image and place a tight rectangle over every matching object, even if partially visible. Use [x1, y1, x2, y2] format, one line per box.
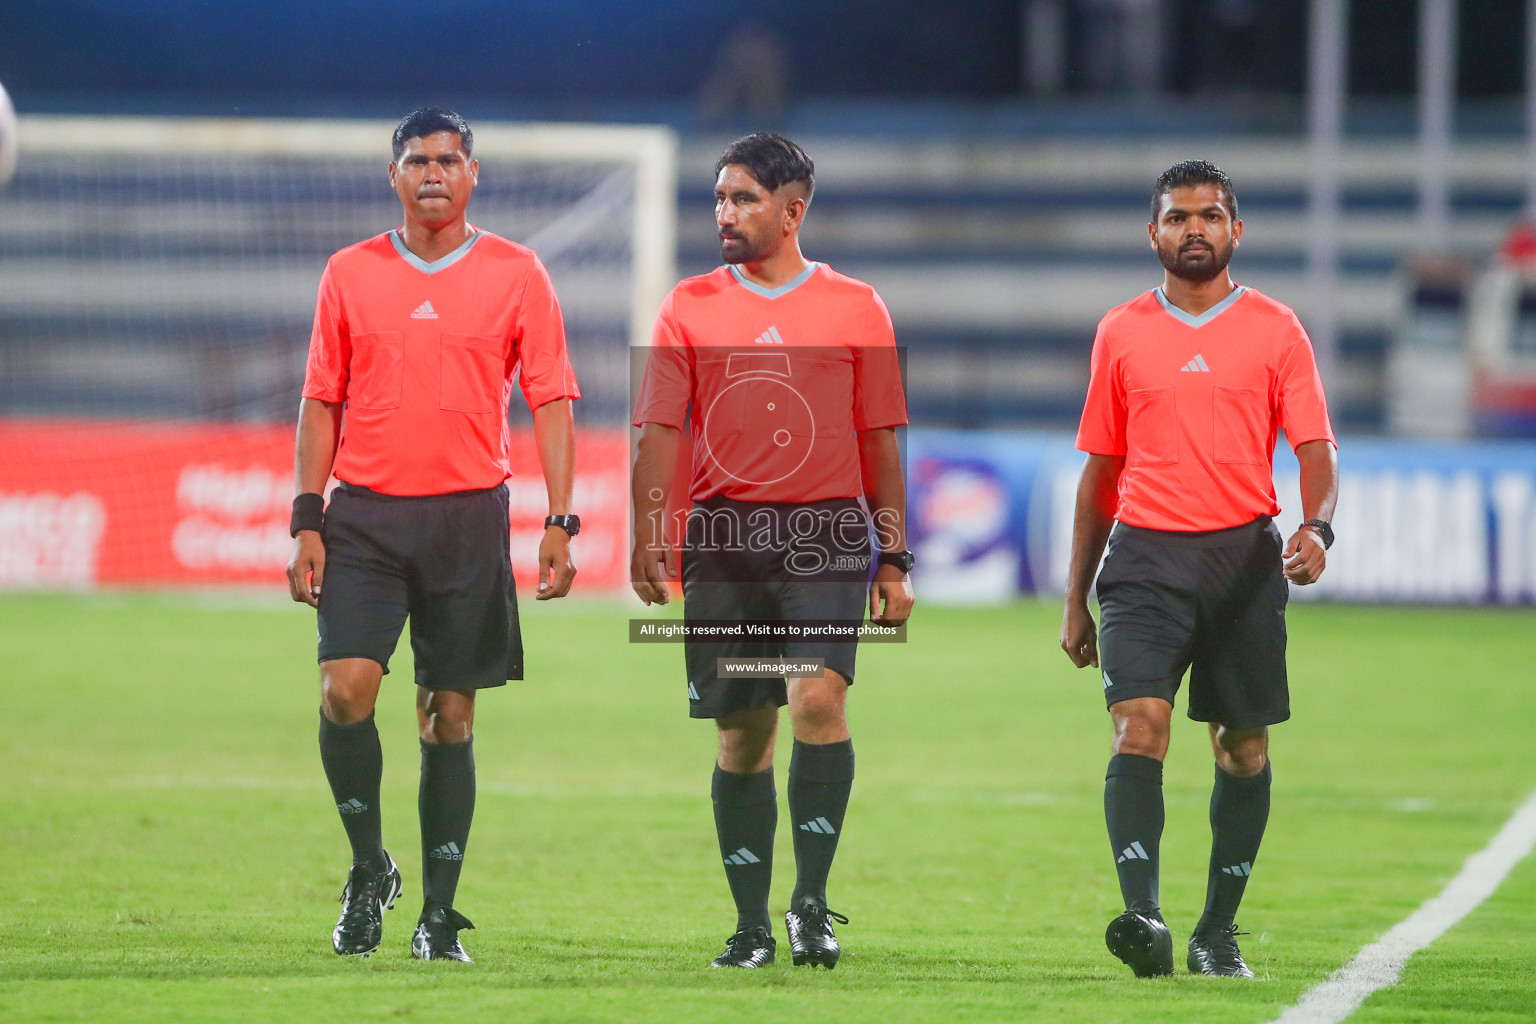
[301, 262, 350, 402]
[852, 290, 908, 431]
[631, 291, 693, 429]
[1074, 319, 1126, 455]
[1276, 315, 1337, 450]
[512, 255, 581, 410]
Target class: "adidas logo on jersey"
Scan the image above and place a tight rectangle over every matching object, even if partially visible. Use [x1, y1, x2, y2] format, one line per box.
[429, 841, 464, 861]
[752, 326, 784, 345]
[1179, 354, 1210, 372]
[411, 300, 439, 320]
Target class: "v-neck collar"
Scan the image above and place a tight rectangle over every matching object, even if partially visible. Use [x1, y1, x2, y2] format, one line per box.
[1153, 284, 1247, 329]
[728, 261, 821, 299]
[389, 228, 482, 275]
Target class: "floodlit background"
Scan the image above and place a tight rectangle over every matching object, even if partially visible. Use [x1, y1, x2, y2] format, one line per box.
[0, 4, 1533, 1023]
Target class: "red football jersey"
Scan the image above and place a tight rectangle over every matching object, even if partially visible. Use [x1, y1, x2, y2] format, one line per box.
[632, 263, 908, 502]
[302, 229, 580, 496]
[1075, 285, 1335, 532]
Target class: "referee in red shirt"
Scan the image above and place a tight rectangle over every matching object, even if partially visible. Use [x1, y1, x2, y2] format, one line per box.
[631, 134, 913, 970]
[1060, 161, 1339, 979]
[285, 108, 580, 962]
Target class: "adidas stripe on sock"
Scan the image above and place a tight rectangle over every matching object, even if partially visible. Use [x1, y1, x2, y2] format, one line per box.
[1105, 753, 1164, 911]
[419, 738, 475, 912]
[712, 766, 776, 931]
[1199, 762, 1272, 932]
[318, 711, 386, 870]
[788, 739, 854, 905]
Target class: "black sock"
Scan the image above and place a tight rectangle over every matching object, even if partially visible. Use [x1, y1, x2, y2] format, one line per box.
[1199, 761, 1272, 934]
[712, 766, 776, 932]
[419, 738, 476, 913]
[788, 739, 854, 905]
[318, 711, 387, 871]
[1105, 753, 1164, 912]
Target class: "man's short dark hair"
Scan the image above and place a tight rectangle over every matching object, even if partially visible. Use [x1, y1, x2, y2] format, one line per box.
[716, 133, 814, 201]
[1151, 160, 1237, 222]
[392, 107, 473, 161]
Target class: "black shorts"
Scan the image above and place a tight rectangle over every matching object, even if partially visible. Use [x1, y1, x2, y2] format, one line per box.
[1096, 516, 1289, 729]
[681, 496, 871, 720]
[316, 482, 522, 689]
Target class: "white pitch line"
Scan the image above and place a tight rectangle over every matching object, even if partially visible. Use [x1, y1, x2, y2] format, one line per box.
[1268, 787, 1536, 1024]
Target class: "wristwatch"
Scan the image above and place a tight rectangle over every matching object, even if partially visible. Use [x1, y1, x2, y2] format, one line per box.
[877, 550, 916, 574]
[544, 514, 581, 537]
[1300, 519, 1334, 550]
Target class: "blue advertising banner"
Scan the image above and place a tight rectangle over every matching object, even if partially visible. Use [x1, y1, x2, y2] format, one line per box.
[908, 431, 1536, 606]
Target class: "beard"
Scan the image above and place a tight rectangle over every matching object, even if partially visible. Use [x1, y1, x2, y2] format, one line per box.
[1157, 239, 1234, 283]
[719, 232, 768, 265]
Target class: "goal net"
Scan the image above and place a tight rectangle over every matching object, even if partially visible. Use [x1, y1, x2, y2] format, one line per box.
[0, 115, 675, 588]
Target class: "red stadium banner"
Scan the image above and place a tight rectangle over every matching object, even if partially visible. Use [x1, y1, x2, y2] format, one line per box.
[0, 419, 630, 591]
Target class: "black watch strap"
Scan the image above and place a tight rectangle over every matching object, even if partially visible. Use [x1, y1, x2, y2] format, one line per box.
[545, 514, 580, 537]
[877, 550, 915, 574]
[1301, 519, 1334, 550]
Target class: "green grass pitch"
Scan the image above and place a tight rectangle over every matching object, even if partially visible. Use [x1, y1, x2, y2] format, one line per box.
[1, 593, 1533, 1023]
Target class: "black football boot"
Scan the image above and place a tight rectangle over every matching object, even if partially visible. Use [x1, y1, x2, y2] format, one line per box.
[411, 906, 476, 962]
[710, 925, 776, 968]
[1105, 905, 1175, 977]
[331, 853, 402, 957]
[1188, 922, 1255, 977]
[785, 896, 849, 969]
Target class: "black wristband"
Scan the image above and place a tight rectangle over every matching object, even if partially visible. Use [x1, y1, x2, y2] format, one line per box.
[290, 493, 324, 537]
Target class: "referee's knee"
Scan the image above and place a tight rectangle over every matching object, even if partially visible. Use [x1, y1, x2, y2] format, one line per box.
[417, 688, 476, 744]
[1210, 725, 1269, 777]
[1110, 699, 1171, 760]
[787, 672, 849, 736]
[320, 660, 382, 725]
[1110, 731, 1166, 760]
